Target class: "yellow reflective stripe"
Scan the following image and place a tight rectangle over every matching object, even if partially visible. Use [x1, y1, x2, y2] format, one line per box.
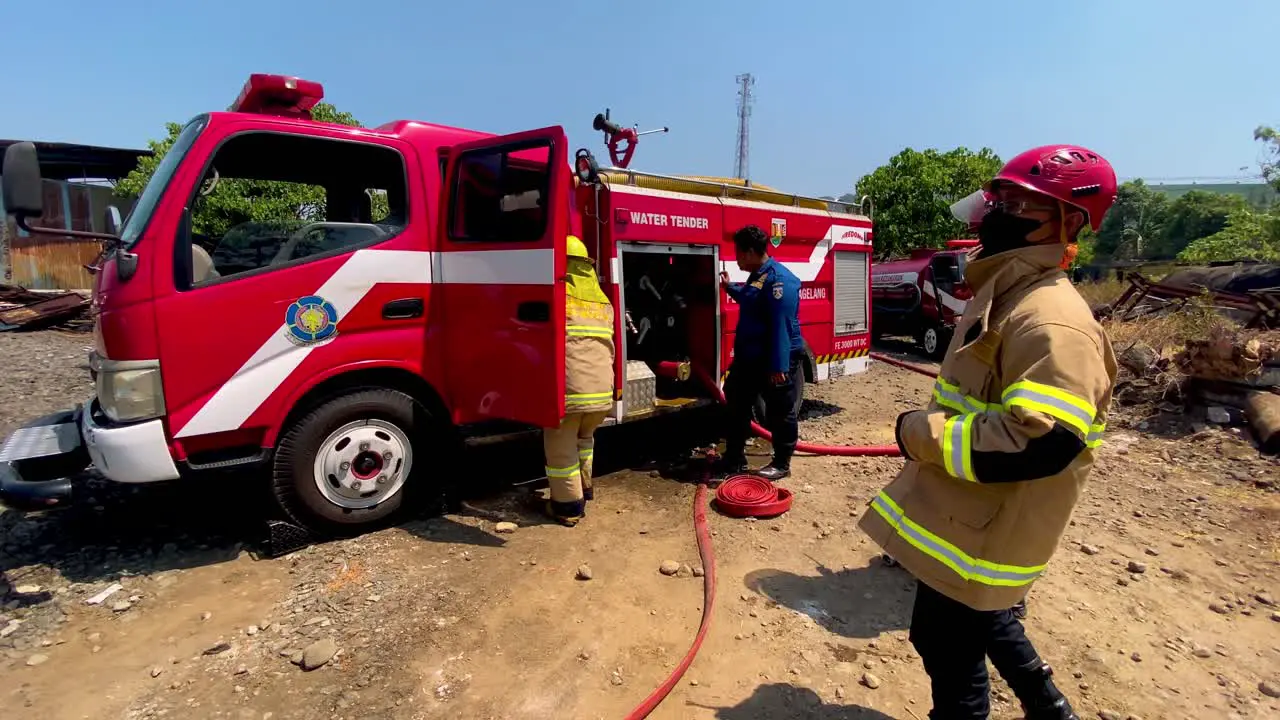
[871, 491, 1045, 587]
[933, 377, 991, 413]
[567, 324, 613, 338]
[578, 448, 593, 460]
[1002, 380, 1096, 436]
[566, 392, 613, 406]
[941, 413, 977, 481]
[1086, 422, 1105, 448]
[545, 463, 581, 478]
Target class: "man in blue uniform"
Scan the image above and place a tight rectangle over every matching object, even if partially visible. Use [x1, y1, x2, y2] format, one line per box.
[719, 224, 805, 481]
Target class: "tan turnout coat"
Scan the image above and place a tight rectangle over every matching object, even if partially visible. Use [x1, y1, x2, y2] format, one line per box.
[858, 244, 1118, 611]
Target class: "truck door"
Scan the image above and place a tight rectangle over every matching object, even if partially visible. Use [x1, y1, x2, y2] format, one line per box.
[438, 127, 569, 427]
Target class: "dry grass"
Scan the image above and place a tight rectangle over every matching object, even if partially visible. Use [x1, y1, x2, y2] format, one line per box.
[1075, 279, 1128, 308]
[1103, 301, 1234, 357]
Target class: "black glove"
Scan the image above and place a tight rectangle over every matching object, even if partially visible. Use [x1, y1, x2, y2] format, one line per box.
[894, 410, 917, 461]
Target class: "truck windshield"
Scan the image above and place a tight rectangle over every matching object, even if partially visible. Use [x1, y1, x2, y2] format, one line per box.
[119, 115, 207, 250]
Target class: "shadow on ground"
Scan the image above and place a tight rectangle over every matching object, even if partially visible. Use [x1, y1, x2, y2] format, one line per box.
[690, 683, 897, 719]
[745, 559, 914, 640]
[2, 405, 727, 595]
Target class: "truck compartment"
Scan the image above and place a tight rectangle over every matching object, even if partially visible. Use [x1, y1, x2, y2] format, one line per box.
[617, 245, 720, 418]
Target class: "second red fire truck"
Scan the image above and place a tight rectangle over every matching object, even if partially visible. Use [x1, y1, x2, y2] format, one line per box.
[0, 74, 874, 535]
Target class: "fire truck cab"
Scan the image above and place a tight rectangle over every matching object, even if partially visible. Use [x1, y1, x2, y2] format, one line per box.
[0, 74, 874, 536]
[869, 239, 976, 359]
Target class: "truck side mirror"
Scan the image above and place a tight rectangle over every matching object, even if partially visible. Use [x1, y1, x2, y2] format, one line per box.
[2, 141, 45, 220]
[102, 205, 123, 236]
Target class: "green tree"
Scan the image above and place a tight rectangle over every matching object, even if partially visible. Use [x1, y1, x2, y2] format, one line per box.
[1153, 190, 1247, 259]
[115, 103, 385, 238]
[1177, 206, 1280, 263]
[1094, 179, 1170, 260]
[853, 147, 1003, 258]
[1257, 125, 1280, 193]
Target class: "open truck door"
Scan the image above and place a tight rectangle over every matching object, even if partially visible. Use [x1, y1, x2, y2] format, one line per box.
[438, 127, 569, 428]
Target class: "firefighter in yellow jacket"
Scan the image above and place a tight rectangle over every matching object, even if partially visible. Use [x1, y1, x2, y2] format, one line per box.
[544, 235, 616, 526]
[858, 146, 1120, 720]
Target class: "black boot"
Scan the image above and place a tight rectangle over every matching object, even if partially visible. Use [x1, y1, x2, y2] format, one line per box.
[1010, 661, 1078, 720]
[546, 500, 586, 527]
[713, 456, 749, 478]
[755, 464, 790, 481]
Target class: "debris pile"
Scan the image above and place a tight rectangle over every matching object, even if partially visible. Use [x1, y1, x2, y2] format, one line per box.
[0, 285, 90, 332]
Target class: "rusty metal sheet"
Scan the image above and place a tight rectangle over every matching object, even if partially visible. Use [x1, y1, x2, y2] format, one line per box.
[0, 292, 88, 330]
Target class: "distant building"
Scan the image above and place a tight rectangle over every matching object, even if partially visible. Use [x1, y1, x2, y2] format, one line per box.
[0, 140, 151, 290]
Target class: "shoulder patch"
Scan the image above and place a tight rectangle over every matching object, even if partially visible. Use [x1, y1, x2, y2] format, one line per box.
[749, 278, 766, 289]
[772, 283, 784, 300]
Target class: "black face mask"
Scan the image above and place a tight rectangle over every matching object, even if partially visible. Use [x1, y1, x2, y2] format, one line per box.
[977, 209, 1043, 258]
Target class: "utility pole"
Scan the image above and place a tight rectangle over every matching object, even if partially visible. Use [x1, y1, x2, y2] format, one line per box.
[733, 73, 754, 181]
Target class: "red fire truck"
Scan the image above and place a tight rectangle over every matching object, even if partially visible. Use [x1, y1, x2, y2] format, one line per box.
[869, 239, 976, 359]
[0, 74, 874, 535]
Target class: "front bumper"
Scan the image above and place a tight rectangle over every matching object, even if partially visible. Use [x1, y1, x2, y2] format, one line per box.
[0, 400, 181, 511]
[0, 409, 86, 510]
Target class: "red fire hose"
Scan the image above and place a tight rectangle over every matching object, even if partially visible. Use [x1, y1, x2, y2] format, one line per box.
[621, 353, 936, 718]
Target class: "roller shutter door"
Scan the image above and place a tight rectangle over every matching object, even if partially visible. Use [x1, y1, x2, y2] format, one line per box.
[834, 250, 868, 336]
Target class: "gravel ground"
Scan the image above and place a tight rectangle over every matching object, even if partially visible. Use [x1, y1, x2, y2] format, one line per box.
[1, 329, 1277, 720]
[0, 330, 94, 437]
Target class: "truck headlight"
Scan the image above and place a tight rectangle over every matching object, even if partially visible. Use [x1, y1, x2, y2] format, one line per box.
[90, 353, 166, 423]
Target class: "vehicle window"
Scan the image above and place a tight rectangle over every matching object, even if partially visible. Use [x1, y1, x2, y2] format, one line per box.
[123, 115, 207, 249]
[181, 132, 408, 287]
[448, 141, 551, 243]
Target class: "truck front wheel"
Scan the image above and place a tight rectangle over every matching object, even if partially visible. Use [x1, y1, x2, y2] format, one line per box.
[272, 389, 430, 537]
[919, 324, 951, 361]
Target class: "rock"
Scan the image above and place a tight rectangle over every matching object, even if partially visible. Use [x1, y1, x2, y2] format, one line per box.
[26, 653, 49, 667]
[494, 522, 518, 534]
[200, 611, 212, 621]
[151, 666, 164, 678]
[659, 561, 681, 576]
[1143, 547, 1159, 556]
[1098, 711, 1122, 720]
[1206, 406, 1232, 425]
[1271, 611, 1280, 623]
[575, 565, 594, 581]
[1126, 561, 1147, 574]
[1130, 652, 1142, 662]
[289, 650, 306, 665]
[203, 642, 232, 656]
[1259, 680, 1280, 698]
[246, 625, 259, 636]
[14, 584, 41, 594]
[861, 672, 881, 689]
[610, 669, 624, 686]
[1256, 592, 1276, 607]
[1209, 602, 1231, 615]
[300, 638, 338, 671]
[678, 564, 693, 577]
[1080, 544, 1101, 555]
[1192, 645, 1213, 659]
[692, 566, 705, 578]
[110, 600, 133, 613]
[1119, 343, 1157, 374]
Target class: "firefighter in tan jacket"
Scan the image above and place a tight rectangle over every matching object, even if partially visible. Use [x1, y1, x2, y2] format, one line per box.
[858, 146, 1120, 720]
[544, 235, 616, 527]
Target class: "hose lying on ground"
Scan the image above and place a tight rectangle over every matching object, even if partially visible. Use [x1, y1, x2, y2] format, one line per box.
[622, 353, 936, 718]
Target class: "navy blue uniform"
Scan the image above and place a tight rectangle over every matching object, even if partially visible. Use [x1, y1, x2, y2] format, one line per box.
[723, 258, 805, 471]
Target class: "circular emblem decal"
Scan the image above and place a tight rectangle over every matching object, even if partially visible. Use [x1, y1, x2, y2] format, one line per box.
[286, 295, 339, 345]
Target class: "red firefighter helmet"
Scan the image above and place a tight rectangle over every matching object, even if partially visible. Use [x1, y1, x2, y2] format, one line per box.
[988, 145, 1118, 231]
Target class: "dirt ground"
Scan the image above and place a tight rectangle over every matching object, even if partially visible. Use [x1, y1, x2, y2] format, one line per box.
[1, 330, 1278, 720]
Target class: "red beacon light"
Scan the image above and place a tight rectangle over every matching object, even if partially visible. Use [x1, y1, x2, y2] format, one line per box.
[230, 74, 324, 119]
[945, 239, 980, 250]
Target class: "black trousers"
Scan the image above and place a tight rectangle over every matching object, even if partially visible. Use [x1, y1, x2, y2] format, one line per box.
[723, 352, 804, 468]
[909, 581, 1051, 719]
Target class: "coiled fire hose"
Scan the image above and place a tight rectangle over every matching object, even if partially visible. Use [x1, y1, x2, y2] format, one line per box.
[622, 352, 935, 719]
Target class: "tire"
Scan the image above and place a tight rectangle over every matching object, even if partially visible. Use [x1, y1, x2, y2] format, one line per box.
[918, 324, 950, 361]
[272, 388, 435, 537]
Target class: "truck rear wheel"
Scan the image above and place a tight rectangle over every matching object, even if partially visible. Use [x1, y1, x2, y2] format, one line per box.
[272, 389, 430, 537]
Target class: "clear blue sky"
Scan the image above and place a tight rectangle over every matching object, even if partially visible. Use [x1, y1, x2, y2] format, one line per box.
[4, 0, 1277, 197]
